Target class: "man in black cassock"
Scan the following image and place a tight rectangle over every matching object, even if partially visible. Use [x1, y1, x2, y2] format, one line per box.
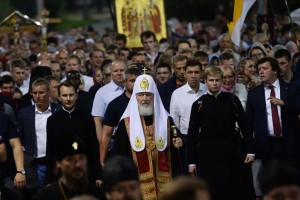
[45, 80, 101, 186]
[33, 133, 103, 200]
[188, 66, 255, 200]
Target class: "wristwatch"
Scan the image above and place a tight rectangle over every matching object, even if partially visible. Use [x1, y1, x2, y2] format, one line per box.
[16, 170, 26, 175]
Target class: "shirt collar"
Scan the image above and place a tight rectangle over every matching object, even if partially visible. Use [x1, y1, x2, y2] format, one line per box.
[35, 104, 51, 113]
[185, 82, 205, 93]
[111, 81, 125, 91]
[207, 89, 221, 97]
[264, 79, 279, 90]
[145, 51, 158, 59]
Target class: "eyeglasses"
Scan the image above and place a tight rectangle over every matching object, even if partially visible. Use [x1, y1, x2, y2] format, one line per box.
[67, 72, 80, 79]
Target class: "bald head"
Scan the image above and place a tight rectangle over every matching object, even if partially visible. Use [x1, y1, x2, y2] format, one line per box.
[38, 60, 51, 67]
[37, 52, 50, 61]
[219, 33, 233, 51]
[111, 60, 126, 87]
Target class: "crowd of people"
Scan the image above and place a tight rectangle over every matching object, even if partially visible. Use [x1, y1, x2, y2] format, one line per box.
[0, 14, 300, 200]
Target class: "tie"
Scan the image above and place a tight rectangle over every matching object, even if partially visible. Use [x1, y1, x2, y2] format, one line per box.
[268, 85, 281, 136]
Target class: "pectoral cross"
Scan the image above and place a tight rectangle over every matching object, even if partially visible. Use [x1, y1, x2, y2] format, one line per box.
[142, 66, 147, 74]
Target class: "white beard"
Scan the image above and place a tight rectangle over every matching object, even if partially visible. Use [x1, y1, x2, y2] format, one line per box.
[138, 101, 154, 116]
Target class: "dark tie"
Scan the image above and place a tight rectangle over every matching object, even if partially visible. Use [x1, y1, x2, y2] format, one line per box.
[268, 85, 281, 136]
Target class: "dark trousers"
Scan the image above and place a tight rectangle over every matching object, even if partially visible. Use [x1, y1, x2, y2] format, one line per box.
[269, 137, 286, 158]
[261, 136, 287, 165]
[181, 136, 189, 175]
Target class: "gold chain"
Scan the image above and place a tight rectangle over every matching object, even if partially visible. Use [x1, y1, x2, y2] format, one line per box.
[58, 180, 68, 200]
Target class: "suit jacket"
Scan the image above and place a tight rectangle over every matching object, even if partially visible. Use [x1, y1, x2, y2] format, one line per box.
[246, 79, 299, 162]
[158, 76, 178, 112]
[282, 83, 300, 169]
[16, 92, 33, 111]
[17, 103, 61, 156]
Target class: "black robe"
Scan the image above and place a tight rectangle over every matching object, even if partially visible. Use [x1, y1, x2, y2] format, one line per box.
[188, 92, 255, 200]
[32, 180, 104, 200]
[45, 107, 101, 185]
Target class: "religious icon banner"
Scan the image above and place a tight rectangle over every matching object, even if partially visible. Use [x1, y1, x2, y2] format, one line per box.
[115, 0, 167, 48]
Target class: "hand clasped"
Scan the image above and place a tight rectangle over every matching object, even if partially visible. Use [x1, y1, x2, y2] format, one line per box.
[172, 138, 183, 148]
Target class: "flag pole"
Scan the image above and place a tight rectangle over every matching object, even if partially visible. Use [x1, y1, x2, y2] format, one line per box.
[106, 0, 116, 31]
[284, 0, 300, 52]
[227, 0, 256, 47]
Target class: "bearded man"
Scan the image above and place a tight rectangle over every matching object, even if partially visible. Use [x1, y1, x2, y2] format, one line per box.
[111, 74, 183, 200]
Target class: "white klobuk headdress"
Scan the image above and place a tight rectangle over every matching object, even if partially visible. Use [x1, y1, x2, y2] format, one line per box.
[120, 74, 169, 152]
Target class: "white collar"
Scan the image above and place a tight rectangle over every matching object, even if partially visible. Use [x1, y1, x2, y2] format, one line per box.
[35, 104, 51, 113]
[62, 106, 75, 114]
[207, 89, 221, 97]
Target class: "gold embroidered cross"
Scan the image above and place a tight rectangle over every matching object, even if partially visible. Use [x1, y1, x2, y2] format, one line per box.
[72, 142, 78, 150]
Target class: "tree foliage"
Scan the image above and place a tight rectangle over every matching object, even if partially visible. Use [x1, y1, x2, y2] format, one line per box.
[164, 0, 300, 21]
[0, 0, 13, 19]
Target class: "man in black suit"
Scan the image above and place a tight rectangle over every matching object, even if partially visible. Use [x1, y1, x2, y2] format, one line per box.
[247, 57, 300, 167]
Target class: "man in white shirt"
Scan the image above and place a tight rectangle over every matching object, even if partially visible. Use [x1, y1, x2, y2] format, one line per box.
[17, 78, 60, 191]
[170, 59, 207, 174]
[92, 60, 126, 142]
